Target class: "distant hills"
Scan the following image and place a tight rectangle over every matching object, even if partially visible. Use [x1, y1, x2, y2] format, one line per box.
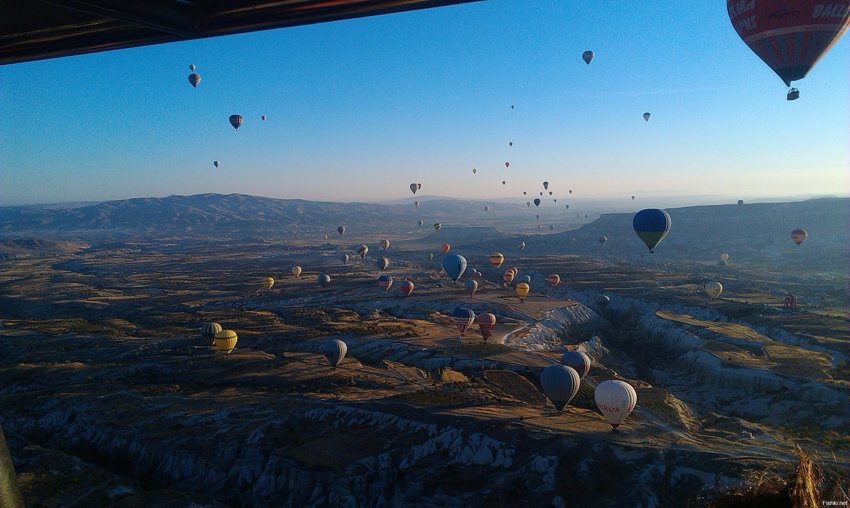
[1, 193, 847, 273]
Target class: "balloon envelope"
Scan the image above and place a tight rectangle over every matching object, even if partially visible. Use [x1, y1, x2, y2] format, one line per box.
[791, 229, 808, 245]
[595, 380, 637, 429]
[598, 236, 608, 246]
[726, 0, 850, 86]
[200, 322, 222, 345]
[357, 245, 369, 258]
[633, 208, 672, 253]
[442, 254, 467, 282]
[229, 114, 243, 130]
[318, 273, 331, 288]
[378, 274, 393, 291]
[337, 226, 345, 236]
[214, 330, 238, 354]
[452, 307, 475, 336]
[291, 266, 302, 278]
[720, 253, 730, 262]
[322, 339, 347, 368]
[643, 112, 651, 122]
[410, 183, 418, 194]
[188, 73, 201, 87]
[515, 282, 530, 301]
[398, 280, 414, 296]
[433, 223, 441, 231]
[560, 351, 591, 379]
[377, 257, 390, 271]
[341, 253, 349, 264]
[380, 239, 390, 250]
[476, 313, 496, 341]
[261, 276, 275, 289]
[704, 281, 723, 299]
[489, 253, 505, 268]
[533, 198, 541, 207]
[582, 50, 594, 64]
[547, 274, 560, 287]
[440, 243, 451, 254]
[465, 278, 478, 296]
[540, 365, 581, 411]
[213, 161, 219, 167]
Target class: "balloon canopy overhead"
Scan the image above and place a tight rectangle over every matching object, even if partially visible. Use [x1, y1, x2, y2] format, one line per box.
[0, 0, 481, 65]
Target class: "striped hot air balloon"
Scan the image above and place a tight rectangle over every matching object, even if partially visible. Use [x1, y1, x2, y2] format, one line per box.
[200, 322, 222, 346]
[514, 282, 530, 302]
[214, 330, 238, 355]
[452, 308, 475, 337]
[560, 351, 591, 379]
[727, 0, 850, 87]
[476, 313, 496, 341]
[378, 275, 393, 292]
[633, 208, 672, 253]
[356, 244, 369, 258]
[540, 365, 581, 411]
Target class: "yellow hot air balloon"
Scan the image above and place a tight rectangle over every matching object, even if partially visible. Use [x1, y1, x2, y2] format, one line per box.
[379, 239, 390, 251]
[514, 282, 530, 302]
[214, 330, 238, 354]
[704, 281, 723, 299]
[291, 266, 302, 278]
[488, 253, 505, 268]
[262, 277, 275, 290]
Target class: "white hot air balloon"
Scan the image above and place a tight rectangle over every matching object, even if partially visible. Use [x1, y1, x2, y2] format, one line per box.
[594, 380, 637, 431]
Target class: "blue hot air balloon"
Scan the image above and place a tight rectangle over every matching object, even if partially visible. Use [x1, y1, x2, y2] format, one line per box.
[633, 208, 671, 253]
[442, 253, 467, 282]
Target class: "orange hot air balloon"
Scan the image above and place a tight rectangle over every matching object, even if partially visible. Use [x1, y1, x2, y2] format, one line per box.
[514, 282, 530, 302]
[488, 253, 505, 268]
[476, 313, 497, 342]
[727, 0, 850, 88]
[440, 243, 451, 254]
[547, 274, 561, 287]
[398, 280, 414, 296]
[791, 229, 808, 246]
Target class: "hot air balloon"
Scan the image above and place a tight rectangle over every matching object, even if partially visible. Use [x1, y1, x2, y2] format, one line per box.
[200, 322, 222, 346]
[643, 112, 651, 122]
[505, 162, 510, 168]
[433, 223, 441, 231]
[442, 254, 467, 282]
[565, 204, 569, 209]
[188, 73, 201, 87]
[398, 280, 414, 296]
[377, 257, 390, 271]
[418, 219, 424, 227]
[291, 266, 302, 278]
[213, 161, 219, 168]
[534, 198, 541, 207]
[518, 242, 526, 251]
[631, 195, 635, 200]
[502, 181, 506, 186]
[737, 199, 744, 206]
[517, 274, 531, 285]
[510, 104, 515, 109]
[489, 253, 505, 268]
[378, 274, 393, 292]
[229, 114, 243, 130]
[472, 168, 477, 174]
[704, 281, 723, 299]
[509, 141, 513, 147]
[452, 308, 475, 337]
[547, 274, 560, 288]
[476, 313, 496, 341]
[527, 202, 531, 207]
[341, 253, 350, 264]
[214, 329, 238, 355]
[337, 226, 345, 236]
[357, 245, 369, 258]
[560, 351, 590, 379]
[791, 229, 808, 246]
[515, 282, 530, 302]
[633, 208, 672, 253]
[189, 64, 196, 71]
[261, 277, 275, 290]
[543, 181, 549, 190]
[595, 380, 637, 430]
[379, 239, 390, 251]
[720, 253, 730, 262]
[502, 268, 516, 285]
[569, 190, 573, 194]
[539, 192, 544, 196]
[410, 183, 418, 194]
[418, 183, 422, 190]
[582, 50, 595, 65]
[484, 206, 489, 212]
[727, 0, 850, 93]
[548, 191, 553, 196]
[598, 235, 608, 247]
[440, 243, 451, 255]
[523, 191, 527, 195]
[318, 273, 331, 288]
[465, 278, 478, 296]
[261, 115, 266, 121]
[597, 295, 610, 309]
[425, 252, 434, 262]
[540, 365, 581, 412]
[414, 201, 420, 209]
[322, 339, 347, 368]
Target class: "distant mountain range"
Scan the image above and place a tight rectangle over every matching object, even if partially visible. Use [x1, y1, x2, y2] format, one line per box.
[1, 193, 846, 273]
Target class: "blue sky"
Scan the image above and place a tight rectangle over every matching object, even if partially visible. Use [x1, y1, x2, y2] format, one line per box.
[1, 1, 848, 205]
